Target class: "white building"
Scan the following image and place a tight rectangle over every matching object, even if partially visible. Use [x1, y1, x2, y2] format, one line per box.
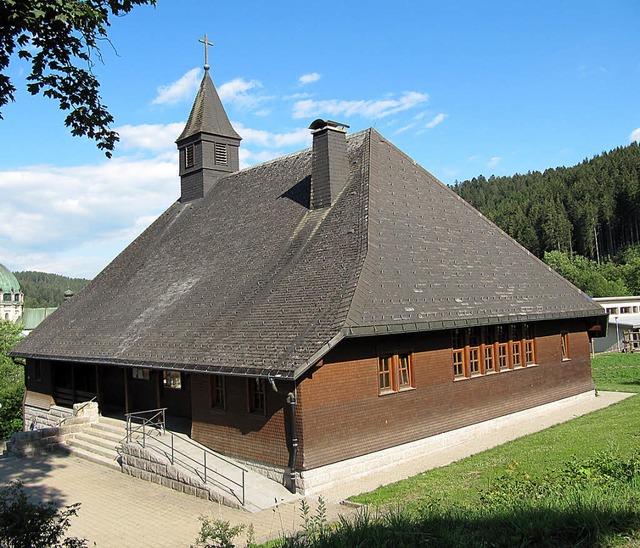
[0, 263, 24, 322]
[592, 296, 640, 353]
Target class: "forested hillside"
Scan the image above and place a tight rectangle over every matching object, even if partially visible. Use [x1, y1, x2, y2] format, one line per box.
[454, 142, 640, 261]
[14, 271, 90, 308]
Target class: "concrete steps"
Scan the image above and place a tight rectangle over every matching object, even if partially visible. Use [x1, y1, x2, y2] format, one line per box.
[62, 416, 126, 471]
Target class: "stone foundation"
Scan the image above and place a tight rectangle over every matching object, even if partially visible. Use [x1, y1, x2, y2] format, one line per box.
[297, 390, 597, 494]
[119, 443, 242, 509]
[7, 401, 99, 457]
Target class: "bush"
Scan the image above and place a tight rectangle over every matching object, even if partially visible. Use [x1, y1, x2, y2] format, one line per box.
[0, 482, 87, 547]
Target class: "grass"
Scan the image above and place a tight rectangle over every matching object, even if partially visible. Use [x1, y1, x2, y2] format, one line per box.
[592, 352, 640, 393]
[350, 353, 640, 509]
[257, 356, 640, 547]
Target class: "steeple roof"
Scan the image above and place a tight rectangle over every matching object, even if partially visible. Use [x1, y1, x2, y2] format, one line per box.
[177, 70, 241, 142]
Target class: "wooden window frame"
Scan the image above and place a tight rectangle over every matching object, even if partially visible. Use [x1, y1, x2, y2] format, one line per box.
[248, 378, 266, 415]
[561, 332, 570, 361]
[210, 375, 226, 411]
[397, 353, 413, 390]
[378, 354, 414, 395]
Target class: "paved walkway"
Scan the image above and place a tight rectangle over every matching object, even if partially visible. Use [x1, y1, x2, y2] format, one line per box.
[0, 391, 633, 547]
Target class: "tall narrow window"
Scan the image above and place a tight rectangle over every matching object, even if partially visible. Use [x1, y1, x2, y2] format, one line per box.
[452, 329, 465, 378]
[248, 378, 266, 415]
[378, 356, 393, 394]
[510, 325, 522, 367]
[561, 332, 570, 360]
[210, 375, 226, 410]
[496, 325, 509, 370]
[468, 328, 481, 376]
[397, 354, 413, 389]
[185, 144, 195, 168]
[482, 326, 494, 373]
[524, 323, 536, 365]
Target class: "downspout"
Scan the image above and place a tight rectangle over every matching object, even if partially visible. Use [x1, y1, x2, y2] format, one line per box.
[268, 375, 298, 493]
[286, 391, 298, 494]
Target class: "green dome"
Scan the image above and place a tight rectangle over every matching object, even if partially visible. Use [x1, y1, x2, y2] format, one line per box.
[0, 264, 20, 293]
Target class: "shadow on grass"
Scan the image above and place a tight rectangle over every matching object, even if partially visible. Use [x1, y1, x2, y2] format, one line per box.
[286, 505, 640, 547]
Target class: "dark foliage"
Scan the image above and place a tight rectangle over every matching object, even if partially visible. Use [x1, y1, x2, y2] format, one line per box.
[454, 142, 640, 262]
[0, 320, 23, 439]
[14, 271, 90, 308]
[0, 0, 155, 156]
[0, 482, 86, 547]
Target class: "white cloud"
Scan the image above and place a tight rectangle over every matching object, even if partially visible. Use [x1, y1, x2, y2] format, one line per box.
[234, 122, 311, 149]
[292, 91, 428, 120]
[299, 72, 321, 85]
[630, 128, 640, 143]
[218, 78, 265, 109]
[152, 68, 201, 105]
[425, 113, 447, 129]
[117, 122, 185, 152]
[487, 156, 502, 168]
[394, 123, 416, 135]
[0, 156, 177, 277]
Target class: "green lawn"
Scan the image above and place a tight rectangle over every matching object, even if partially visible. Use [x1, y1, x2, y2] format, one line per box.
[305, 354, 640, 546]
[263, 356, 640, 546]
[351, 353, 640, 508]
[592, 352, 640, 393]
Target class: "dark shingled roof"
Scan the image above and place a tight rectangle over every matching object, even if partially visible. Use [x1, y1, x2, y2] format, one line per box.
[176, 70, 241, 142]
[13, 129, 604, 378]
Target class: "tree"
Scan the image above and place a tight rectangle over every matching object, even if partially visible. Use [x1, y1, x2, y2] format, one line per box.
[0, 320, 24, 439]
[0, 0, 155, 157]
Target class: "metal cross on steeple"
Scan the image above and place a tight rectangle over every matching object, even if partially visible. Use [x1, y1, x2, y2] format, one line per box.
[199, 33, 214, 71]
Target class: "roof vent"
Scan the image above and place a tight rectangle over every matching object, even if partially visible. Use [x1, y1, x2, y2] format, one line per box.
[309, 119, 350, 209]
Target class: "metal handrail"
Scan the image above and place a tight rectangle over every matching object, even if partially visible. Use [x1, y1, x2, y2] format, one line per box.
[124, 408, 166, 445]
[123, 409, 246, 506]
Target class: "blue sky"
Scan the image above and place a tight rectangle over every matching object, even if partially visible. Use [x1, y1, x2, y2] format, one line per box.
[1, 0, 639, 278]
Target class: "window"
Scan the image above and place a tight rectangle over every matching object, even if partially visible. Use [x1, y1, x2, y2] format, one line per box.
[378, 354, 414, 394]
[452, 329, 465, 378]
[523, 323, 536, 365]
[496, 326, 509, 370]
[3, 294, 10, 302]
[133, 368, 150, 380]
[248, 378, 266, 415]
[185, 144, 195, 168]
[214, 143, 228, 165]
[378, 356, 393, 393]
[14, 294, 20, 302]
[210, 375, 226, 410]
[397, 354, 413, 389]
[163, 370, 182, 389]
[561, 333, 570, 360]
[510, 325, 522, 367]
[621, 306, 631, 314]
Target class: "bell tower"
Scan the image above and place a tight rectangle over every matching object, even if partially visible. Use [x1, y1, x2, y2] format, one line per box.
[176, 35, 241, 202]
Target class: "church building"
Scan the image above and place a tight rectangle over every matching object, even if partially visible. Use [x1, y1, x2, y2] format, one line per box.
[0, 263, 24, 322]
[12, 54, 607, 493]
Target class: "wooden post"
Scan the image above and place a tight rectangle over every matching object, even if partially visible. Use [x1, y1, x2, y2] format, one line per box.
[124, 368, 130, 414]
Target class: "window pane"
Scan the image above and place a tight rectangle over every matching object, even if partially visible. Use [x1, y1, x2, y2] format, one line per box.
[398, 354, 412, 388]
[378, 357, 392, 392]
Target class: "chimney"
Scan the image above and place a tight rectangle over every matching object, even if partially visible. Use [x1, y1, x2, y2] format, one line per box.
[308, 119, 349, 209]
